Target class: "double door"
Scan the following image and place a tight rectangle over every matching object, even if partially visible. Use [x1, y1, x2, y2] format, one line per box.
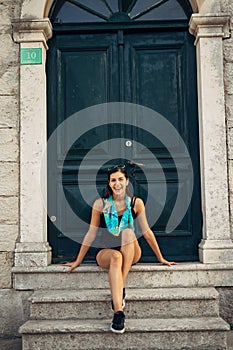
[47, 27, 202, 262]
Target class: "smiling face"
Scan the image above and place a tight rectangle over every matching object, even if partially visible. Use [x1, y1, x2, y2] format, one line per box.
[108, 171, 129, 198]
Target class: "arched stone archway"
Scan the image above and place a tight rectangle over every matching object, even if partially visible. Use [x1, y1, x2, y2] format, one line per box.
[19, 0, 213, 19]
[12, 0, 233, 266]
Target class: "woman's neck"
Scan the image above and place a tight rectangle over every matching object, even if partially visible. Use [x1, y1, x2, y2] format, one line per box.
[112, 193, 126, 201]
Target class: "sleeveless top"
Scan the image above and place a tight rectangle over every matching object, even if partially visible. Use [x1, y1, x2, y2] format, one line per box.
[98, 196, 137, 249]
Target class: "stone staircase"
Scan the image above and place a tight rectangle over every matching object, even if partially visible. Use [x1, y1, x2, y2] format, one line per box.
[14, 264, 230, 350]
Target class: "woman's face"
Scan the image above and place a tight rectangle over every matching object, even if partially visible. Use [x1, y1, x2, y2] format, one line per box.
[109, 171, 129, 198]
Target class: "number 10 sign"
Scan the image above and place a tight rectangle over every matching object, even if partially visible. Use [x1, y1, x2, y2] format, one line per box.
[20, 48, 42, 65]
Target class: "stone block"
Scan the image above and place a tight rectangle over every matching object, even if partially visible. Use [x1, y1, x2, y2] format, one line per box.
[220, 0, 229, 12]
[221, 1, 233, 17]
[224, 63, 233, 95]
[217, 287, 233, 324]
[228, 161, 233, 193]
[0, 1, 13, 25]
[0, 252, 13, 288]
[0, 289, 31, 337]
[14, 243, 52, 267]
[220, 0, 233, 31]
[228, 160, 233, 235]
[0, 196, 18, 224]
[0, 129, 19, 161]
[0, 96, 19, 128]
[0, 66, 19, 95]
[12, 0, 21, 19]
[228, 127, 233, 159]
[0, 162, 18, 195]
[29, 287, 219, 321]
[19, 318, 229, 350]
[223, 39, 233, 63]
[0, 34, 18, 73]
[0, 338, 22, 350]
[0, 225, 18, 251]
[225, 95, 233, 126]
[227, 331, 233, 350]
[12, 264, 233, 291]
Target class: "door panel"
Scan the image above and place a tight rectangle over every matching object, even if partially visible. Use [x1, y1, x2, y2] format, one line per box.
[47, 28, 202, 262]
[123, 30, 201, 261]
[48, 33, 119, 261]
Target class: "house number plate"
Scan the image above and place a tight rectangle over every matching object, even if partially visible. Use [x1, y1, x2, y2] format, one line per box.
[20, 48, 42, 65]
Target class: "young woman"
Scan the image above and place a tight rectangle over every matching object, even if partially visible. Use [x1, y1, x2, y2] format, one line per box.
[62, 165, 176, 333]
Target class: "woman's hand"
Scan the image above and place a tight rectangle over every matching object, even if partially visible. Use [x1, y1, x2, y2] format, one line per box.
[61, 261, 80, 273]
[159, 258, 177, 267]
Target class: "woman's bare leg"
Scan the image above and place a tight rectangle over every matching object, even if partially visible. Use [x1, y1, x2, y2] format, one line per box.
[121, 229, 142, 286]
[96, 249, 124, 312]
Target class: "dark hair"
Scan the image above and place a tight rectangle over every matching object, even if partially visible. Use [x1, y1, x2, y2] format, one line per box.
[103, 166, 129, 198]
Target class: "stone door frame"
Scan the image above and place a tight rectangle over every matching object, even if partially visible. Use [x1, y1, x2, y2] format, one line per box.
[12, 0, 233, 266]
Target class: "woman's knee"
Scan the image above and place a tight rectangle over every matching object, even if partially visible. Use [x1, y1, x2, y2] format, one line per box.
[121, 228, 136, 245]
[110, 250, 123, 266]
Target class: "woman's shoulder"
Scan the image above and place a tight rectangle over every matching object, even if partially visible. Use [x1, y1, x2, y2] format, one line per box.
[93, 198, 104, 212]
[132, 197, 145, 212]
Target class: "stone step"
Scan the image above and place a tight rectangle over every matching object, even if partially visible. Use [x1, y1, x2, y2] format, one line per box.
[29, 287, 220, 320]
[20, 317, 230, 350]
[13, 263, 233, 290]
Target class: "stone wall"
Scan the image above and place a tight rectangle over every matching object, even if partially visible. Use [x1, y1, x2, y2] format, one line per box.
[222, 0, 233, 239]
[0, 0, 20, 290]
[217, 287, 233, 325]
[0, 0, 22, 341]
[215, 0, 233, 336]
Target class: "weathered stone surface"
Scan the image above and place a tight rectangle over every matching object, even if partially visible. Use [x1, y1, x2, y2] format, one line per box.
[0, 225, 18, 251]
[228, 160, 233, 195]
[225, 95, 233, 126]
[224, 40, 233, 63]
[0, 252, 13, 288]
[227, 330, 233, 350]
[0, 96, 19, 128]
[228, 127, 233, 159]
[0, 0, 13, 25]
[217, 287, 233, 324]
[0, 162, 18, 195]
[221, 0, 233, 17]
[0, 66, 19, 95]
[14, 242, 52, 267]
[29, 287, 219, 320]
[225, 63, 233, 95]
[228, 160, 233, 236]
[0, 129, 18, 161]
[0, 289, 31, 337]
[20, 318, 229, 350]
[0, 196, 18, 224]
[12, 264, 233, 291]
[220, 0, 233, 17]
[0, 34, 18, 72]
[0, 338, 22, 350]
[12, 0, 21, 19]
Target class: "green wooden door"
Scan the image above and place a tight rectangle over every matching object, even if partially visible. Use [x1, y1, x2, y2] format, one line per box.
[47, 0, 202, 263]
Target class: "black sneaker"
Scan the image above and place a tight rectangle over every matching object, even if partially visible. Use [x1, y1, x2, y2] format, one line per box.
[111, 288, 126, 310]
[110, 311, 125, 334]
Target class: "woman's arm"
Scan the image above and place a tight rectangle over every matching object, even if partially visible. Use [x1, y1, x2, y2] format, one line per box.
[62, 199, 102, 272]
[135, 198, 176, 267]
